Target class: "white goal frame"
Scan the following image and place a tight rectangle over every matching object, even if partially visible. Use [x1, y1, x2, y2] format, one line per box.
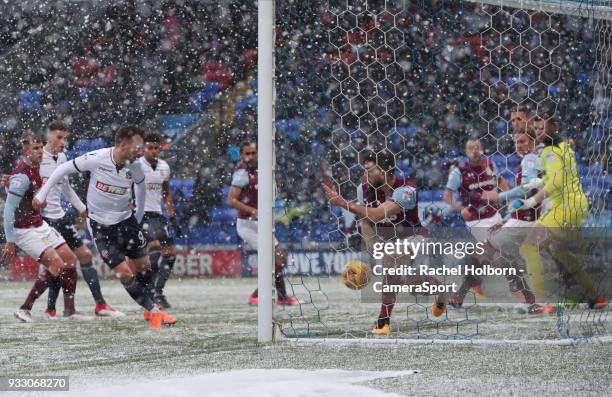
[256, 0, 611, 343]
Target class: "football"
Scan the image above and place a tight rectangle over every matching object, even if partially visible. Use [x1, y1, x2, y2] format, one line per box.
[340, 260, 371, 290]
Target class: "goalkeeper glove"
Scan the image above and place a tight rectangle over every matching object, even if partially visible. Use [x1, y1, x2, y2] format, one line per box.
[169, 216, 182, 236]
[522, 177, 544, 191]
[518, 197, 538, 210]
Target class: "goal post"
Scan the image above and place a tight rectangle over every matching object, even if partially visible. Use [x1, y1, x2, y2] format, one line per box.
[257, 0, 275, 343]
[260, 0, 612, 342]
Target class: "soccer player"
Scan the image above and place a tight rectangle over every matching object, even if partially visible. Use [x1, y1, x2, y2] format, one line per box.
[33, 125, 176, 329]
[479, 126, 549, 314]
[323, 150, 448, 335]
[3, 133, 77, 323]
[444, 137, 509, 239]
[39, 120, 123, 318]
[443, 137, 509, 299]
[510, 105, 533, 134]
[227, 142, 298, 306]
[138, 132, 180, 309]
[517, 117, 605, 309]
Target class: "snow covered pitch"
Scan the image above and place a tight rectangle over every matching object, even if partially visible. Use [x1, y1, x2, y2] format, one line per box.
[1, 278, 611, 396]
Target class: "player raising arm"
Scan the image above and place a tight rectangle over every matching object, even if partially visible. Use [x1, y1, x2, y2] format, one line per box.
[3, 133, 78, 323]
[33, 125, 176, 329]
[323, 150, 448, 335]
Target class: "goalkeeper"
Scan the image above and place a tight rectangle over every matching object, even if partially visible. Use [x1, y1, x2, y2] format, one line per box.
[517, 116, 605, 309]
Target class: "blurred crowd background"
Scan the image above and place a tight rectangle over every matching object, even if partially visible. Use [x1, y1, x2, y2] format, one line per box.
[0, 0, 609, 246]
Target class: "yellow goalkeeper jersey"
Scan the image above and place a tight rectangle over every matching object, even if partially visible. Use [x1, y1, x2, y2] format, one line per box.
[540, 141, 587, 209]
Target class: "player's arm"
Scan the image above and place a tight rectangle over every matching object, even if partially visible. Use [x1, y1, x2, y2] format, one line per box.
[323, 182, 408, 223]
[2, 174, 29, 261]
[129, 162, 146, 223]
[496, 153, 543, 204]
[33, 151, 98, 209]
[227, 169, 257, 218]
[61, 179, 87, 215]
[162, 181, 175, 218]
[443, 167, 465, 211]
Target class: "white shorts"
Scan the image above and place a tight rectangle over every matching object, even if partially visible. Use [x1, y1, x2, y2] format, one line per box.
[488, 217, 534, 255]
[14, 221, 66, 260]
[466, 212, 502, 242]
[236, 218, 278, 249]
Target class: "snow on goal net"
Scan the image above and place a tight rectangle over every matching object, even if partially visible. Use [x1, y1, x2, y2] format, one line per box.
[270, 0, 612, 341]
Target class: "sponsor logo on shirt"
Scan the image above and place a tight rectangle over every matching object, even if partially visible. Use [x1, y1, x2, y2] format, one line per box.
[95, 181, 128, 195]
[468, 179, 495, 190]
[146, 183, 162, 191]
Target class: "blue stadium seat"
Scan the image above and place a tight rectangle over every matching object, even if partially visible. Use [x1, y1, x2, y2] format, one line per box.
[18, 90, 43, 115]
[189, 82, 220, 112]
[169, 178, 195, 200]
[209, 207, 237, 222]
[275, 119, 301, 142]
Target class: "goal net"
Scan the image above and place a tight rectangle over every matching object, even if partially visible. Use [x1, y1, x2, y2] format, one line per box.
[268, 0, 612, 341]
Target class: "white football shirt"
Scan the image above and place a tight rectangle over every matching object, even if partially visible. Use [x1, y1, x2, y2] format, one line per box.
[139, 157, 170, 214]
[71, 148, 144, 225]
[39, 149, 86, 219]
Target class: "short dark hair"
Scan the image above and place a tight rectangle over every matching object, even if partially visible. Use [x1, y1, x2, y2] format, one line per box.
[115, 125, 145, 145]
[464, 135, 481, 147]
[21, 131, 43, 147]
[362, 150, 396, 174]
[47, 120, 69, 133]
[240, 141, 256, 153]
[144, 132, 163, 144]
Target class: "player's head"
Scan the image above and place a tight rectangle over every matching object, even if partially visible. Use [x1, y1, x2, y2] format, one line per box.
[362, 150, 396, 188]
[464, 136, 482, 163]
[115, 125, 145, 162]
[21, 132, 44, 165]
[240, 142, 257, 168]
[143, 132, 163, 163]
[533, 115, 559, 144]
[510, 105, 532, 133]
[513, 126, 537, 156]
[46, 120, 69, 154]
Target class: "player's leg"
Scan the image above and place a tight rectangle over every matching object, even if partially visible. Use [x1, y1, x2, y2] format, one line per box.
[274, 245, 299, 305]
[131, 254, 177, 326]
[542, 203, 603, 307]
[15, 223, 71, 322]
[72, 242, 123, 317]
[237, 219, 261, 304]
[519, 214, 554, 297]
[54, 244, 87, 319]
[147, 239, 162, 291]
[460, 215, 504, 297]
[154, 244, 175, 308]
[16, 243, 72, 322]
[153, 216, 177, 308]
